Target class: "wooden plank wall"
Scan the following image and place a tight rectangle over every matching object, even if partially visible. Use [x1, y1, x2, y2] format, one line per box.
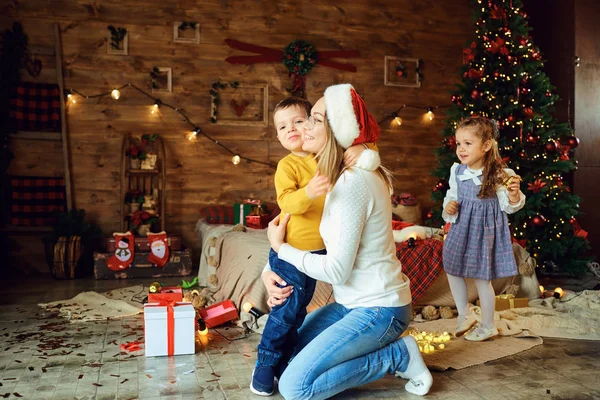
[3, 0, 471, 264]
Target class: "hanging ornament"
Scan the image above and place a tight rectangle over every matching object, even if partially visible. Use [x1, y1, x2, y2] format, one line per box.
[531, 215, 546, 228]
[566, 136, 580, 149]
[523, 108, 534, 119]
[519, 150, 527, 158]
[467, 68, 484, 79]
[531, 51, 542, 61]
[471, 89, 481, 99]
[545, 140, 558, 153]
[433, 180, 448, 192]
[507, 115, 514, 122]
[426, 212, 433, 219]
[493, 71, 500, 77]
[443, 136, 457, 150]
[519, 37, 528, 46]
[526, 133, 538, 145]
[545, 91, 552, 97]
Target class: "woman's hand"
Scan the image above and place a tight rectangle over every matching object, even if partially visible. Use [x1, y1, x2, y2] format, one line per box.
[267, 213, 291, 253]
[262, 270, 293, 308]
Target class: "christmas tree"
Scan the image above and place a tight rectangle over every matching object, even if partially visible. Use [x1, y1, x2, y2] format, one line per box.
[428, 0, 591, 274]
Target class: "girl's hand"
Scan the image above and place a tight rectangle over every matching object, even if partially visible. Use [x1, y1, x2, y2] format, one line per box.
[262, 271, 293, 308]
[507, 175, 522, 203]
[343, 144, 365, 167]
[445, 200, 459, 215]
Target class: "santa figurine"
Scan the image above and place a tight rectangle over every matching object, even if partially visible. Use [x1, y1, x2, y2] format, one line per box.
[107, 231, 135, 271]
[147, 231, 170, 267]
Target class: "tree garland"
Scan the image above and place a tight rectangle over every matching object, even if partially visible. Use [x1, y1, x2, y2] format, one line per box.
[209, 80, 239, 123]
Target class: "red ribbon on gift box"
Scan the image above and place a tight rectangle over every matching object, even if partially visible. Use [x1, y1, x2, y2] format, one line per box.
[146, 299, 177, 356]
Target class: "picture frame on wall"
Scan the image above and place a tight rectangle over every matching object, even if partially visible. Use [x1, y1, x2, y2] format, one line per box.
[384, 56, 421, 88]
[151, 67, 172, 93]
[173, 22, 200, 44]
[106, 26, 129, 56]
[211, 84, 269, 127]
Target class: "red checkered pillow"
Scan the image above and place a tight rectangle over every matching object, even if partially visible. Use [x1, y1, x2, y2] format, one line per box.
[199, 206, 234, 225]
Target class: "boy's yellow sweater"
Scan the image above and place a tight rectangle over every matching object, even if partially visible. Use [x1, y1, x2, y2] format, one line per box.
[274, 153, 325, 251]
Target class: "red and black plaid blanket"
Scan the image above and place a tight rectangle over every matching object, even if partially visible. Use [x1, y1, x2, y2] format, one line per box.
[10, 176, 67, 226]
[396, 238, 444, 303]
[9, 82, 61, 132]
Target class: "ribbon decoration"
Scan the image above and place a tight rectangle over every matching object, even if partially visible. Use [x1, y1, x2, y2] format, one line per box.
[224, 39, 359, 96]
[496, 293, 516, 309]
[146, 299, 177, 356]
[458, 168, 483, 185]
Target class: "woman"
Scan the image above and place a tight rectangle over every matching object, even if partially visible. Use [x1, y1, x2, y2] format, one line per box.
[264, 83, 433, 399]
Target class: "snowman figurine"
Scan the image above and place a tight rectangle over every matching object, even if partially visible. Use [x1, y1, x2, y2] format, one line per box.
[115, 237, 132, 262]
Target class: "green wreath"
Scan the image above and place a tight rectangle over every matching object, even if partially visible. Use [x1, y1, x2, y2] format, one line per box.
[283, 40, 317, 76]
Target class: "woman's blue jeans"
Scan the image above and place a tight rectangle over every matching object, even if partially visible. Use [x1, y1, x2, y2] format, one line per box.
[278, 302, 413, 400]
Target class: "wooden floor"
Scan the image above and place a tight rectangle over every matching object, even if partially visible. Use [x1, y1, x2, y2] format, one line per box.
[1, 275, 599, 400]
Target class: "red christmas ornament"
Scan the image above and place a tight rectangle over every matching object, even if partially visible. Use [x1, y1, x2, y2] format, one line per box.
[467, 68, 484, 79]
[526, 133, 538, 145]
[519, 38, 528, 46]
[527, 179, 547, 193]
[545, 140, 558, 153]
[507, 55, 513, 63]
[519, 150, 527, 158]
[471, 89, 481, 99]
[531, 215, 546, 228]
[531, 51, 542, 61]
[566, 136, 580, 149]
[426, 212, 433, 219]
[545, 91, 552, 97]
[507, 115, 514, 122]
[523, 108, 534, 119]
[493, 71, 500, 77]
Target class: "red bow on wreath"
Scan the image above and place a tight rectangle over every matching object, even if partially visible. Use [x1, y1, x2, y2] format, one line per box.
[224, 39, 359, 97]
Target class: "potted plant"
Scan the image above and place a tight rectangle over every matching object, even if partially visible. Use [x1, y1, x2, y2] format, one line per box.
[124, 189, 144, 213]
[127, 210, 159, 236]
[140, 133, 159, 170]
[43, 209, 103, 279]
[125, 144, 147, 169]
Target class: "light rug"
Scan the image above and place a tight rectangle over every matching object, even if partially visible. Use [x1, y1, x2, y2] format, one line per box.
[410, 317, 543, 371]
[38, 285, 145, 322]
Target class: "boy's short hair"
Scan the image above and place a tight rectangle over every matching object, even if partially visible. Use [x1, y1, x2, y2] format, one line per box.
[273, 97, 312, 117]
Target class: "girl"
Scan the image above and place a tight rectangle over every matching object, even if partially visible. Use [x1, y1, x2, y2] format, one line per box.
[442, 116, 525, 342]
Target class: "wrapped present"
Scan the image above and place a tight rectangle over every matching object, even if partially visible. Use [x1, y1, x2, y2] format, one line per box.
[246, 214, 270, 229]
[148, 286, 183, 303]
[198, 300, 238, 328]
[144, 301, 195, 357]
[477, 294, 528, 311]
[234, 199, 266, 225]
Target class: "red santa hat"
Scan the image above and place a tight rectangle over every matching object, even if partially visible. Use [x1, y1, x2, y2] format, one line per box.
[323, 83, 380, 149]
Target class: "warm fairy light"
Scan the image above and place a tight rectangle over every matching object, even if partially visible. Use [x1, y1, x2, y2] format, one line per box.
[407, 329, 451, 354]
[539, 285, 544, 294]
[427, 107, 434, 121]
[553, 287, 564, 298]
[197, 319, 209, 336]
[242, 302, 253, 313]
[151, 104, 158, 114]
[232, 155, 241, 165]
[111, 89, 121, 100]
[67, 94, 76, 104]
[395, 116, 402, 126]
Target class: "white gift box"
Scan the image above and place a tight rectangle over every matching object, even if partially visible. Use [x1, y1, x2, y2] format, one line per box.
[144, 302, 195, 357]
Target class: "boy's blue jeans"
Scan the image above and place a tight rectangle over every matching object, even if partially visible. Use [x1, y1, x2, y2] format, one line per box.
[256, 248, 326, 368]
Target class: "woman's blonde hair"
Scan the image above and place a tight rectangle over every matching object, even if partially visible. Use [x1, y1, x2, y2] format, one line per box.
[456, 116, 507, 198]
[316, 114, 394, 192]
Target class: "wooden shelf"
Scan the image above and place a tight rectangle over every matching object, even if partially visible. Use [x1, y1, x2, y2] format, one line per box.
[126, 169, 160, 176]
[1, 225, 52, 233]
[10, 131, 62, 141]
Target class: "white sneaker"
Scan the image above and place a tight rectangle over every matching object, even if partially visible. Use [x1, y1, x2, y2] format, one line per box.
[394, 336, 433, 396]
[455, 315, 476, 337]
[464, 324, 499, 342]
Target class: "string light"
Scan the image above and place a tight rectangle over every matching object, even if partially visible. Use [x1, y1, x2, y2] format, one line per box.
[379, 104, 447, 126]
[65, 83, 273, 168]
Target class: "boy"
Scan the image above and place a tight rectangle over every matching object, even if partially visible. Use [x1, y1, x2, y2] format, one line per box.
[251, 97, 379, 396]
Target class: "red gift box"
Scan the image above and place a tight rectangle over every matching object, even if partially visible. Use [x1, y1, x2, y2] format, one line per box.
[148, 286, 183, 303]
[246, 214, 270, 229]
[199, 300, 239, 328]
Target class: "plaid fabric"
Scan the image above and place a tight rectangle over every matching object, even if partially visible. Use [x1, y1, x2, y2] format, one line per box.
[9, 82, 61, 131]
[10, 176, 66, 226]
[396, 238, 444, 304]
[200, 206, 235, 225]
